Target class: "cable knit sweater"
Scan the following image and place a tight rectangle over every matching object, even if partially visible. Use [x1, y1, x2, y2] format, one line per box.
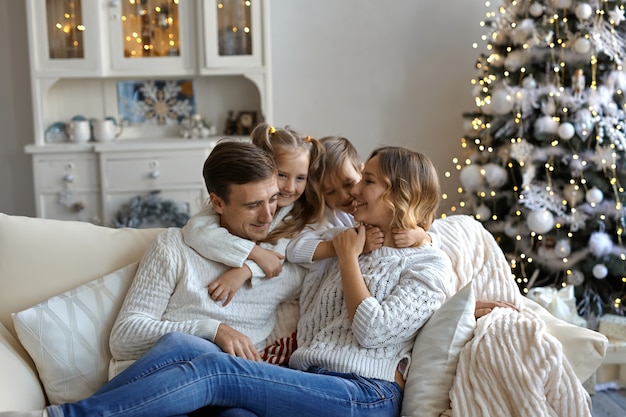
[290, 239, 454, 383]
[109, 228, 304, 362]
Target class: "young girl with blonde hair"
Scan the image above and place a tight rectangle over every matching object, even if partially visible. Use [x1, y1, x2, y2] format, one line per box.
[182, 122, 325, 305]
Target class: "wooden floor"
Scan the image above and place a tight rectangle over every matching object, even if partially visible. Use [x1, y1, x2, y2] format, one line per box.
[592, 389, 626, 417]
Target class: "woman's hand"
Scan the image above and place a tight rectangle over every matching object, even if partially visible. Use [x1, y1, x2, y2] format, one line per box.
[333, 224, 366, 259]
[474, 300, 519, 319]
[333, 225, 370, 321]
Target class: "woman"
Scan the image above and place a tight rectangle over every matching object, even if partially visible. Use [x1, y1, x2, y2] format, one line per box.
[4, 146, 453, 417]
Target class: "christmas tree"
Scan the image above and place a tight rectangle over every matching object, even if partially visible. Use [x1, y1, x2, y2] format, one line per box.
[444, 0, 626, 326]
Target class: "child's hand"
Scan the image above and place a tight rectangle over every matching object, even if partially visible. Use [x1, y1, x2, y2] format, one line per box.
[392, 226, 430, 248]
[208, 267, 251, 306]
[333, 224, 366, 259]
[249, 245, 284, 278]
[363, 225, 384, 253]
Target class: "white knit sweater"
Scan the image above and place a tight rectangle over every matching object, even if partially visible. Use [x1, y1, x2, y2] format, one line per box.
[109, 228, 304, 362]
[290, 240, 454, 383]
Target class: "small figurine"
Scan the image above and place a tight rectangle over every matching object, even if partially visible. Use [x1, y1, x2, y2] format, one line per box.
[179, 113, 216, 139]
[572, 68, 585, 98]
[224, 111, 238, 135]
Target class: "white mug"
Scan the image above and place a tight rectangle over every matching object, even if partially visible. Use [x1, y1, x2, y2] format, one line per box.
[66, 120, 91, 143]
[93, 118, 123, 142]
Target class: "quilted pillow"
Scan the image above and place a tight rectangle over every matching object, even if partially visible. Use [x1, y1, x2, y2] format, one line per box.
[401, 282, 476, 417]
[11, 262, 137, 405]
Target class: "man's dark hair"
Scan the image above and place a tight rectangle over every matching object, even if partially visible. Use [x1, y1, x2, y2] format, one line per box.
[203, 140, 277, 204]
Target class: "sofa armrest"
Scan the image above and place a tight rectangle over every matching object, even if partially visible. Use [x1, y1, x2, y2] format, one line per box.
[0, 321, 46, 411]
[521, 296, 608, 382]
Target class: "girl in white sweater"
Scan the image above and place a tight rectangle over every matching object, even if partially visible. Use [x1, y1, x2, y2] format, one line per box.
[9, 146, 453, 417]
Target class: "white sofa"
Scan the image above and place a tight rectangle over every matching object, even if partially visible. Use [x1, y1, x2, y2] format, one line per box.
[0, 213, 609, 416]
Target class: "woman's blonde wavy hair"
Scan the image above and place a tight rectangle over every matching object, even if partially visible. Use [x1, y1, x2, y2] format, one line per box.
[368, 146, 440, 231]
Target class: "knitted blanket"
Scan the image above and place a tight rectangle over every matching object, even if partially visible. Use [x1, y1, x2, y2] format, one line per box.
[430, 216, 592, 417]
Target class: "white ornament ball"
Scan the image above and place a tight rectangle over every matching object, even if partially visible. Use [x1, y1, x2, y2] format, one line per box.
[522, 75, 537, 89]
[555, 239, 572, 257]
[475, 204, 492, 222]
[534, 115, 559, 140]
[573, 38, 591, 54]
[459, 164, 484, 192]
[463, 119, 475, 135]
[605, 101, 619, 117]
[568, 270, 585, 286]
[575, 3, 593, 21]
[483, 163, 508, 188]
[557, 122, 576, 140]
[527, 209, 555, 234]
[585, 187, 604, 205]
[592, 263, 609, 279]
[529, 2, 544, 17]
[569, 158, 584, 174]
[491, 90, 514, 115]
[505, 50, 526, 72]
[589, 231, 613, 258]
[554, 0, 572, 8]
[504, 221, 519, 238]
[563, 184, 584, 206]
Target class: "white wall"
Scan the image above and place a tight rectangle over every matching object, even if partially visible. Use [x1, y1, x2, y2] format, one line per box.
[0, 1, 488, 216]
[270, 1, 488, 199]
[0, 1, 35, 216]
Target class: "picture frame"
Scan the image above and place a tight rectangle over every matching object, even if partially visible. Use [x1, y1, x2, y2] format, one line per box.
[236, 111, 257, 135]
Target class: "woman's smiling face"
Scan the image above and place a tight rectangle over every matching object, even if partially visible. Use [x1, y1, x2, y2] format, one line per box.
[351, 155, 393, 232]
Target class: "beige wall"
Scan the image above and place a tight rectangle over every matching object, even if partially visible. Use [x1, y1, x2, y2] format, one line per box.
[1, 1, 487, 216]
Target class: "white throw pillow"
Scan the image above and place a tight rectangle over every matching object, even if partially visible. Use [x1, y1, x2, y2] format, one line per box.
[11, 262, 137, 405]
[401, 282, 476, 417]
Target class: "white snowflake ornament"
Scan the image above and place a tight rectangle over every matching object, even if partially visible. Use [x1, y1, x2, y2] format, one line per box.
[609, 6, 626, 26]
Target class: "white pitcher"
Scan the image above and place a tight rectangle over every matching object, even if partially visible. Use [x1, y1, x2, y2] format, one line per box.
[93, 118, 123, 142]
[66, 120, 91, 143]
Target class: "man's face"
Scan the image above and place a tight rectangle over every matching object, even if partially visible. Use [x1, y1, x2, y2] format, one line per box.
[211, 175, 279, 242]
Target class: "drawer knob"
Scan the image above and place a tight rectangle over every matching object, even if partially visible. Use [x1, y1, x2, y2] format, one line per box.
[149, 170, 160, 179]
[63, 174, 75, 183]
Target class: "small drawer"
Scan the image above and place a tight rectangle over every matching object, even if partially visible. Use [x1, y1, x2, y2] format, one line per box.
[102, 151, 206, 192]
[35, 155, 99, 190]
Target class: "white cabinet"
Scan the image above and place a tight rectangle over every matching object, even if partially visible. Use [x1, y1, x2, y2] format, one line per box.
[106, 0, 195, 75]
[27, 149, 101, 223]
[98, 146, 212, 226]
[24, 0, 272, 224]
[26, 0, 101, 76]
[201, 0, 263, 69]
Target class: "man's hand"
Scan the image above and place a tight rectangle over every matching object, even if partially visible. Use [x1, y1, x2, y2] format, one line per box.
[214, 323, 261, 361]
[249, 245, 284, 278]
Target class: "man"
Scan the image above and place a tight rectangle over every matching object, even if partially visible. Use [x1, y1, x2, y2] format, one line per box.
[109, 140, 304, 375]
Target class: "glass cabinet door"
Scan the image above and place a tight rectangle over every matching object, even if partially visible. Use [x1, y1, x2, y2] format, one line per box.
[202, 0, 263, 69]
[28, 0, 101, 75]
[108, 0, 194, 75]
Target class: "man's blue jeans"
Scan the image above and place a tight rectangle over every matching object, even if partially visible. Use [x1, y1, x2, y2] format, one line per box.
[47, 332, 403, 417]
